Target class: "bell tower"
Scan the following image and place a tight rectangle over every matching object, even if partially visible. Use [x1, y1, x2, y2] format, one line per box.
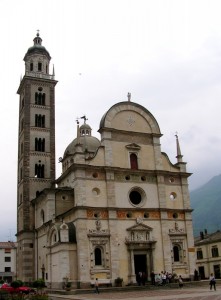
[16, 32, 57, 281]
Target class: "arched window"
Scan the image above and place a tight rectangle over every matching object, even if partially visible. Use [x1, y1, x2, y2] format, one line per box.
[94, 247, 102, 266]
[35, 138, 45, 152]
[42, 93, 45, 105]
[130, 153, 138, 169]
[30, 62, 33, 71]
[49, 229, 58, 246]
[35, 93, 46, 105]
[38, 62, 42, 71]
[35, 164, 45, 178]
[173, 245, 180, 262]
[35, 114, 45, 127]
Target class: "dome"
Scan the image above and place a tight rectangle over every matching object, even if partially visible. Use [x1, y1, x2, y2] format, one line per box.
[26, 44, 50, 58]
[64, 136, 100, 158]
[80, 123, 92, 135]
[63, 120, 100, 158]
[24, 33, 51, 60]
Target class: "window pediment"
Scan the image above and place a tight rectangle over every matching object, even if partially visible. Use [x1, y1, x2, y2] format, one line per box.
[125, 221, 155, 245]
[126, 143, 141, 150]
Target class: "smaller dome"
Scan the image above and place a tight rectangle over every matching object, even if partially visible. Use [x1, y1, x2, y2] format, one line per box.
[80, 123, 92, 136]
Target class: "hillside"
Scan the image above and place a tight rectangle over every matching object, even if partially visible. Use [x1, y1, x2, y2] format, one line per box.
[190, 174, 221, 236]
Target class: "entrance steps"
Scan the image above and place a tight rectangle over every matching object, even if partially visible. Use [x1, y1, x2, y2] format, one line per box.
[48, 279, 220, 296]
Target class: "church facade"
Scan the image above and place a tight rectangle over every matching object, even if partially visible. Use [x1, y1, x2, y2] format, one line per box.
[17, 34, 196, 288]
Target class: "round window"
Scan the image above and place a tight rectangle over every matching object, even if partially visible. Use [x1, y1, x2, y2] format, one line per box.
[144, 212, 149, 219]
[141, 176, 146, 181]
[173, 212, 178, 219]
[92, 187, 100, 196]
[169, 177, 175, 183]
[129, 188, 146, 207]
[169, 192, 177, 200]
[126, 212, 132, 218]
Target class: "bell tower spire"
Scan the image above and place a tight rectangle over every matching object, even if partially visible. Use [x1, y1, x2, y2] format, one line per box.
[16, 33, 58, 282]
[175, 133, 183, 163]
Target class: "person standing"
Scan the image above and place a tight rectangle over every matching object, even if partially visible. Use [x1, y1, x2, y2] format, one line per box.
[137, 271, 142, 286]
[178, 275, 183, 288]
[194, 269, 199, 281]
[141, 272, 146, 286]
[209, 273, 216, 291]
[150, 271, 155, 285]
[95, 278, 99, 294]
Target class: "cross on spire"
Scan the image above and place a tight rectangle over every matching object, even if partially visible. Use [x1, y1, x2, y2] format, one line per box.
[80, 115, 88, 123]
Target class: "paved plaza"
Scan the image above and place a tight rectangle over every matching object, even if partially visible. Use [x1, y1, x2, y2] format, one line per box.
[49, 286, 221, 300]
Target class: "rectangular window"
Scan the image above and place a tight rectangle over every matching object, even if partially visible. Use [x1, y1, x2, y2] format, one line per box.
[5, 257, 11, 262]
[4, 249, 11, 253]
[5, 267, 11, 272]
[197, 249, 203, 259]
[212, 246, 219, 257]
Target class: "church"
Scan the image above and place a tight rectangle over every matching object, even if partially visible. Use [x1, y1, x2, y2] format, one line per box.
[16, 33, 196, 289]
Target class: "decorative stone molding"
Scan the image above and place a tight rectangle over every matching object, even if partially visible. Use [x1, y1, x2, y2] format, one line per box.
[125, 222, 156, 248]
[169, 222, 186, 235]
[88, 220, 110, 237]
[125, 143, 141, 150]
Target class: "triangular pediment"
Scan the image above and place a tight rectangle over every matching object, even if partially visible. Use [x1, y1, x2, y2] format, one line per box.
[125, 143, 141, 150]
[127, 223, 153, 232]
[125, 221, 156, 245]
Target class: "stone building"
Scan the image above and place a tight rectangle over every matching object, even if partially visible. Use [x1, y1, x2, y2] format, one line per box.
[16, 33, 196, 288]
[195, 230, 221, 279]
[0, 242, 17, 283]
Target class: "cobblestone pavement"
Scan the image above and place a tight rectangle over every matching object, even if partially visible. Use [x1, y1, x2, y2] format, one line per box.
[49, 286, 221, 300]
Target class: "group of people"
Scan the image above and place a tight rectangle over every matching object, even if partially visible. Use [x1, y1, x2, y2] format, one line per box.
[95, 271, 217, 293]
[150, 271, 174, 286]
[150, 271, 184, 288]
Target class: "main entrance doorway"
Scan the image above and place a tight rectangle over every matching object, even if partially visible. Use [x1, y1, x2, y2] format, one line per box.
[134, 254, 147, 275]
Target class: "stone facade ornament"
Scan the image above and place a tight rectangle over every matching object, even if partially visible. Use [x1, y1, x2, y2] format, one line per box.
[169, 222, 185, 234]
[136, 216, 143, 224]
[95, 220, 101, 231]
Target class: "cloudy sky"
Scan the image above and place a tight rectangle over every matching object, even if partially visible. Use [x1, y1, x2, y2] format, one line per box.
[0, 0, 220, 241]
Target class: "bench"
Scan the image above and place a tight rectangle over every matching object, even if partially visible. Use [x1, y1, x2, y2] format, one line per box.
[90, 279, 112, 287]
